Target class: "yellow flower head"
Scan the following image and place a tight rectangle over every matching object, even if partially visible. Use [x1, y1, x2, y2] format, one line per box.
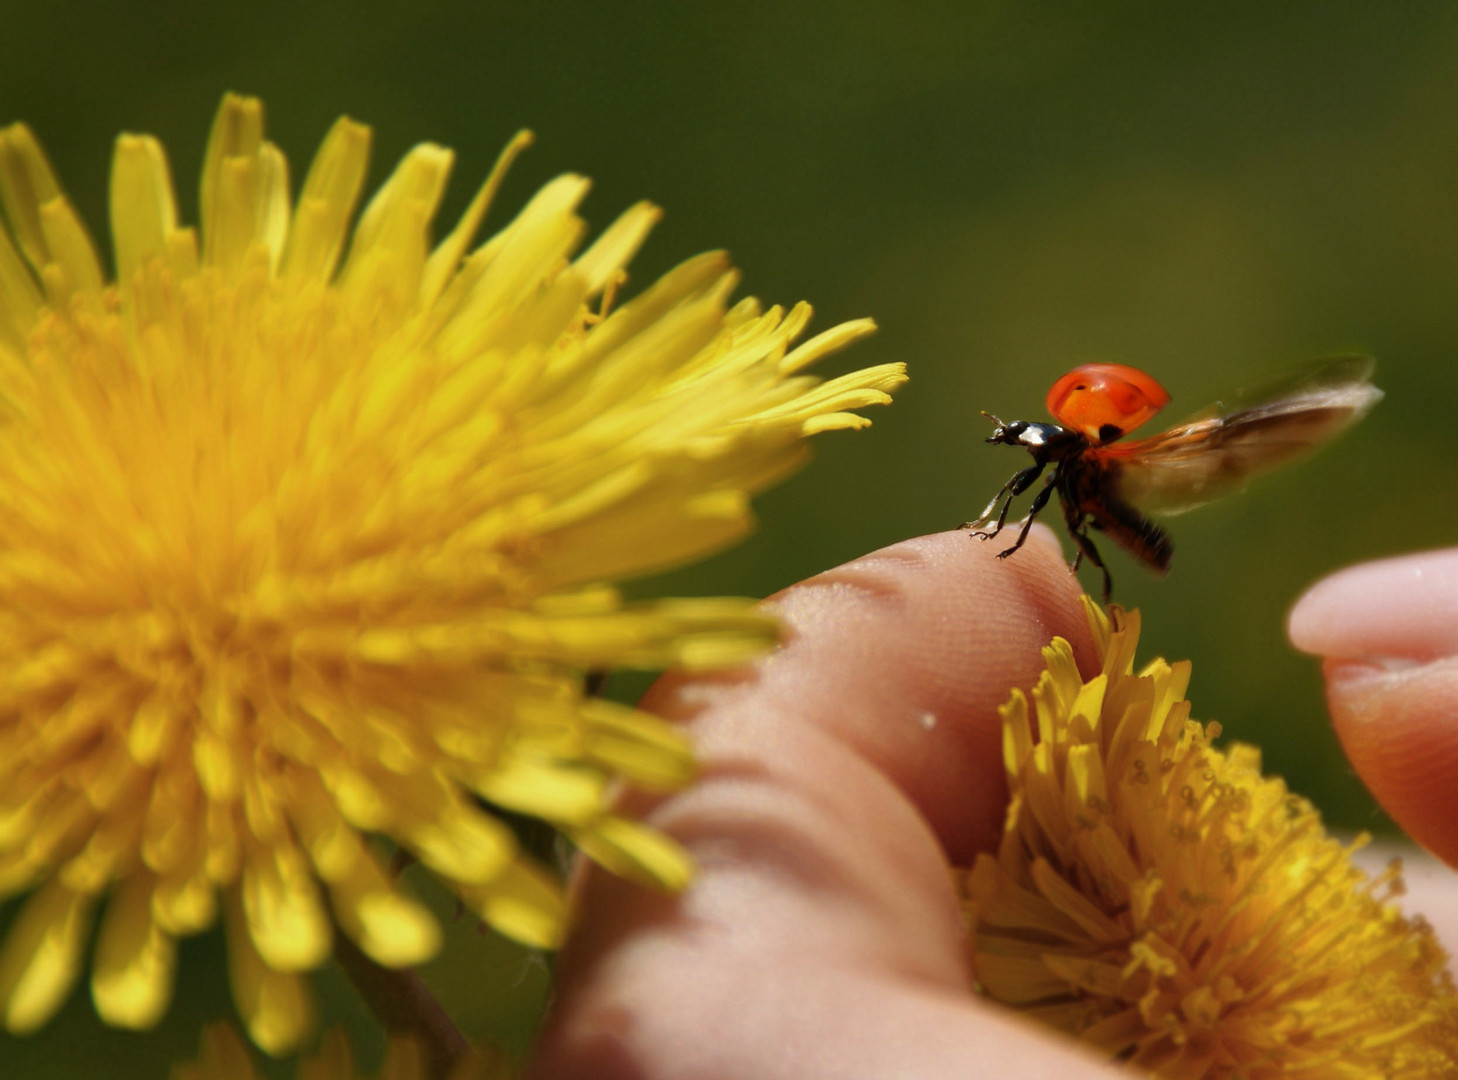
[963, 598, 1458, 1079]
[0, 94, 905, 1051]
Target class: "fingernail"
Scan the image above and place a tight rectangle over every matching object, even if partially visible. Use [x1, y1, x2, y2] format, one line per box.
[1288, 548, 1458, 662]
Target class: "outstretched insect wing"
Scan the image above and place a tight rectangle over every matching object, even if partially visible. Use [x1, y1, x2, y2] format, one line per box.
[1100, 356, 1381, 515]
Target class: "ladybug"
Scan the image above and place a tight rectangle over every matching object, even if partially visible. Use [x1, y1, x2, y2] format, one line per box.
[963, 357, 1382, 600]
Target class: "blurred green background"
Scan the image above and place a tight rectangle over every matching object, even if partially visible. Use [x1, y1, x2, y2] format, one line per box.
[5, 0, 1458, 1075]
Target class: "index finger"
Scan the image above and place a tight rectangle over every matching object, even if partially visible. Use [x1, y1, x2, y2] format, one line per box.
[531, 528, 1114, 1079]
[1289, 547, 1458, 866]
[662, 525, 1099, 865]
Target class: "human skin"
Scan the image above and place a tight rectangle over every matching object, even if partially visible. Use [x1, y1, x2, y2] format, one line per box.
[528, 530, 1458, 1079]
[1288, 547, 1458, 872]
[1288, 546, 1458, 952]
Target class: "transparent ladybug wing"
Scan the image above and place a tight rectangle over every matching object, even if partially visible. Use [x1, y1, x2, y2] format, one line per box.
[1097, 357, 1382, 516]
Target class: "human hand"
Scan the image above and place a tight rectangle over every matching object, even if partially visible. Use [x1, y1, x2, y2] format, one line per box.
[1289, 547, 1458, 946]
[528, 528, 1129, 1079]
[528, 532, 1458, 1079]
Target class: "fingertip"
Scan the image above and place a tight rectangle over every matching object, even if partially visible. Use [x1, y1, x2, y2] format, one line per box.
[1288, 547, 1458, 661]
[783, 523, 1092, 659]
[649, 524, 1095, 864]
[1287, 547, 1458, 867]
[1323, 657, 1458, 868]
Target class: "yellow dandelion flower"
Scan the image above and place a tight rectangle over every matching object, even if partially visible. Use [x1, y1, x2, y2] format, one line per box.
[171, 1023, 507, 1080]
[0, 94, 905, 1052]
[962, 597, 1458, 1079]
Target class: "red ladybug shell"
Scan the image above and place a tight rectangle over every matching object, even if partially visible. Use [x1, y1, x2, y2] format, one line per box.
[1046, 363, 1170, 443]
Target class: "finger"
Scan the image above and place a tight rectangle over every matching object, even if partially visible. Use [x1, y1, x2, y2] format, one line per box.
[1288, 548, 1458, 867]
[531, 529, 1119, 1079]
[664, 524, 1101, 864]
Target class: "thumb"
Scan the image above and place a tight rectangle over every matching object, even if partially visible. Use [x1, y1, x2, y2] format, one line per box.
[1288, 547, 1458, 867]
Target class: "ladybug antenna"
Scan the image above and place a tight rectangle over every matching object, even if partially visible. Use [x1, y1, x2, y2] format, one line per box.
[980, 410, 1006, 442]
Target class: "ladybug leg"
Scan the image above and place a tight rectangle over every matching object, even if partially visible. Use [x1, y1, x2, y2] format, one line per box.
[1058, 498, 1113, 599]
[994, 473, 1058, 559]
[962, 462, 1046, 536]
[1068, 523, 1113, 601]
